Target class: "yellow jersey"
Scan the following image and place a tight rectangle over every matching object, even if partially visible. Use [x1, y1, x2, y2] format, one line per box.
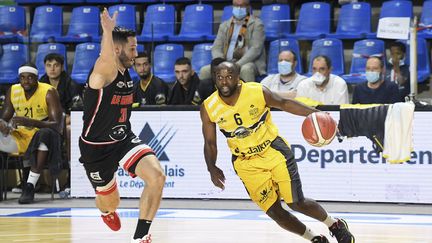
[204, 82, 279, 157]
[9, 82, 52, 153]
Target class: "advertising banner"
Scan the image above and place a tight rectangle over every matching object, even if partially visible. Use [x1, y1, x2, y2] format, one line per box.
[71, 111, 432, 203]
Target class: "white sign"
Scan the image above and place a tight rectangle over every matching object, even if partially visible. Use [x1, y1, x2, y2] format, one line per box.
[71, 111, 432, 203]
[377, 17, 410, 40]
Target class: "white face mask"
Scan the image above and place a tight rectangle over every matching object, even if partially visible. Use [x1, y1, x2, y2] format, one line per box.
[278, 61, 293, 75]
[311, 72, 327, 85]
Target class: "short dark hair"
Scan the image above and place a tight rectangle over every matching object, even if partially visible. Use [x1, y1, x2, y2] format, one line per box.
[112, 26, 136, 44]
[313, 55, 332, 69]
[368, 56, 384, 69]
[280, 49, 297, 62]
[389, 41, 406, 53]
[174, 57, 191, 66]
[136, 51, 151, 63]
[44, 53, 64, 65]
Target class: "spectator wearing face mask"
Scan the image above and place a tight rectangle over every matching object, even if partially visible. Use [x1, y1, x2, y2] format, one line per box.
[352, 57, 400, 104]
[260, 50, 306, 99]
[296, 55, 349, 105]
[385, 41, 410, 101]
[199, 0, 266, 82]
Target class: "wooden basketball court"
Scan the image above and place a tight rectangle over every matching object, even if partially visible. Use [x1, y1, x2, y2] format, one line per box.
[1, 197, 432, 243]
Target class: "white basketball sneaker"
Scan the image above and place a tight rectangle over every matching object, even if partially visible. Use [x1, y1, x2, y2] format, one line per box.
[131, 234, 152, 243]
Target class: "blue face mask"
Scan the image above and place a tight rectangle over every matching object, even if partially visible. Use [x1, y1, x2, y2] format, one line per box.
[365, 71, 381, 83]
[278, 61, 293, 75]
[232, 7, 248, 20]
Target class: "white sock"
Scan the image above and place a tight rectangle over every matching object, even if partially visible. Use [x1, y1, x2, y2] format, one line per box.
[27, 171, 40, 187]
[323, 215, 337, 227]
[302, 226, 318, 241]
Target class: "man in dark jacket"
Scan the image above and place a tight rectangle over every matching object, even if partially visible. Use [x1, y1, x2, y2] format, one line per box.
[168, 57, 202, 105]
[133, 52, 169, 106]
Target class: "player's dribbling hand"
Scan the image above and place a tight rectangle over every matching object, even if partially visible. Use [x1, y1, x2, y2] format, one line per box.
[208, 166, 226, 190]
[100, 8, 118, 34]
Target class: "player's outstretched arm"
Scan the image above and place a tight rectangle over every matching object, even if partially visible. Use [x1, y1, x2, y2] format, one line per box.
[200, 104, 226, 190]
[89, 8, 119, 90]
[262, 85, 319, 117]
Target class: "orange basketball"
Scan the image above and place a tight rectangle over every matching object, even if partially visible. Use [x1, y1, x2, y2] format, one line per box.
[301, 112, 337, 147]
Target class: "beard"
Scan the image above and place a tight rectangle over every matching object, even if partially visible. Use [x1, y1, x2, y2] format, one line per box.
[119, 51, 133, 68]
[139, 72, 150, 80]
[217, 82, 238, 97]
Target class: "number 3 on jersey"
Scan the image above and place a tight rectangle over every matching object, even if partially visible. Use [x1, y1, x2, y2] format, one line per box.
[119, 108, 127, 123]
[234, 113, 243, 125]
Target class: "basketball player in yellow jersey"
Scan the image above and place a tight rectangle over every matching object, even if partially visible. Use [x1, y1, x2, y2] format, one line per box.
[201, 62, 355, 243]
[0, 63, 63, 204]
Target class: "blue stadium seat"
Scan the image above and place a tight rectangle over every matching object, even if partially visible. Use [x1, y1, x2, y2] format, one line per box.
[342, 39, 385, 84]
[289, 2, 330, 40]
[109, 4, 136, 31]
[221, 5, 233, 23]
[153, 44, 184, 83]
[93, 4, 137, 42]
[137, 4, 175, 42]
[71, 43, 101, 85]
[15, 0, 47, 3]
[56, 6, 99, 43]
[35, 43, 67, 78]
[308, 38, 344, 76]
[191, 43, 213, 75]
[169, 4, 214, 42]
[260, 4, 291, 41]
[30, 5, 63, 43]
[267, 39, 302, 75]
[0, 6, 26, 43]
[86, 0, 118, 3]
[123, 0, 158, 2]
[399, 38, 431, 83]
[327, 2, 372, 39]
[0, 43, 28, 84]
[418, 1, 432, 39]
[50, 0, 85, 3]
[367, 0, 412, 38]
[129, 44, 145, 82]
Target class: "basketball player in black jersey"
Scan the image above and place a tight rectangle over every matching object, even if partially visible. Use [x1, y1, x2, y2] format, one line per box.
[79, 9, 165, 243]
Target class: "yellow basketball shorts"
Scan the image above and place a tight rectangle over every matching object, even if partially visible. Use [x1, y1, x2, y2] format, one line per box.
[232, 136, 304, 212]
[11, 127, 38, 154]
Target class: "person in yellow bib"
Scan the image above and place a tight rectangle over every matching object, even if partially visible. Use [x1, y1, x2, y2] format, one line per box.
[0, 63, 63, 204]
[200, 61, 355, 243]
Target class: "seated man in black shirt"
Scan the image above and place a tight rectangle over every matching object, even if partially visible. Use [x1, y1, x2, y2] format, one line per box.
[352, 57, 399, 104]
[133, 51, 169, 106]
[168, 57, 202, 105]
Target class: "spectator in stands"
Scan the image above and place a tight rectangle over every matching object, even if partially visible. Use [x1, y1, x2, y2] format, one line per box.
[40, 53, 76, 115]
[296, 55, 349, 105]
[385, 41, 410, 101]
[198, 57, 227, 100]
[0, 63, 63, 204]
[133, 51, 169, 106]
[352, 57, 399, 104]
[260, 50, 306, 98]
[168, 57, 202, 105]
[199, 0, 266, 82]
